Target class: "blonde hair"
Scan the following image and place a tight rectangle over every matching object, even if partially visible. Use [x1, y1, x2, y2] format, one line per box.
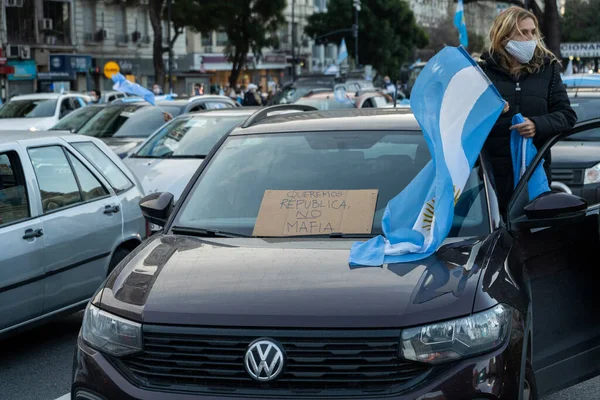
[488, 6, 558, 76]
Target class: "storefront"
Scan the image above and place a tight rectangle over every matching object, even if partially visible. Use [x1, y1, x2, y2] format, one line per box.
[47, 54, 93, 92]
[560, 42, 600, 73]
[7, 60, 37, 97]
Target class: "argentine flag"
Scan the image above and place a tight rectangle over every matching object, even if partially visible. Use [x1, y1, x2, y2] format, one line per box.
[112, 72, 156, 106]
[454, 0, 468, 48]
[349, 46, 504, 267]
[511, 113, 550, 200]
[561, 73, 600, 88]
[337, 38, 348, 65]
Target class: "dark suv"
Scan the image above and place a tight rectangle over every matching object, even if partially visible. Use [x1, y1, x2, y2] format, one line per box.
[72, 107, 600, 400]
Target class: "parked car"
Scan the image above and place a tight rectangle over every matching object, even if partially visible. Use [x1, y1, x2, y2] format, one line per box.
[551, 89, 600, 203]
[49, 104, 106, 133]
[123, 108, 258, 202]
[97, 90, 131, 104]
[0, 130, 147, 338]
[0, 93, 89, 131]
[75, 102, 188, 158]
[185, 95, 241, 109]
[73, 107, 600, 399]
[295, 89, 393, 110]
[268, 75, 375, 106]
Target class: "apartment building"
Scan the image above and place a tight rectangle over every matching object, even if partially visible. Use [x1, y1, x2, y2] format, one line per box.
[1, 0, 188, 97]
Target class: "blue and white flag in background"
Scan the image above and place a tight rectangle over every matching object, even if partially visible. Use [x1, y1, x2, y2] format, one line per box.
[349, 46, 504, 267]
[564, 58, 573, 76]
[561, 73, 600, 88]
[111, 73, 156, 106]
[337, 38, 348, 65]
[454, 0, 469, 48]
[510, 113, 550, 200]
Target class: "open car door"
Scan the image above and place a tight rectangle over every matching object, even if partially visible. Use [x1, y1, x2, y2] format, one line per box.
[506, 119, 600, 398]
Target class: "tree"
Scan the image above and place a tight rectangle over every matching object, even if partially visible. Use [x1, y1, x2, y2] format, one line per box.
[562, 0, 600, 42]
[149, 0, 166, 89]
[304, 0, 428, 77]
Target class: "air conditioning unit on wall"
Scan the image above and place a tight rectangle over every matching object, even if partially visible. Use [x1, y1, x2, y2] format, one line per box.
[6, 45, 30, 59]
[39, 18, 54, 31]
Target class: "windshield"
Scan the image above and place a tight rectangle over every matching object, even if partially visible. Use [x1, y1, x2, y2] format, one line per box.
[135, 114, 247, 158]
[78, 105, 182, 138]
[50, 106, 104, 132]
[0, 99, 57, 118]
[295, 97, 356, 110]
[174, 131, 489, 237]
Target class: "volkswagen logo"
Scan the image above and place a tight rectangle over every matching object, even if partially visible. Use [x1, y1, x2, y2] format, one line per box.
[244, 339, 285, 382]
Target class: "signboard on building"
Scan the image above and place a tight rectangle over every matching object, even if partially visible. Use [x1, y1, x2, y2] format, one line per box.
[103, 61, 120, 79]
[38, 71, 76, 80]
[560, 43, 600, 58]
[7, 60, 37, 81]
[49, 54, 92, 75]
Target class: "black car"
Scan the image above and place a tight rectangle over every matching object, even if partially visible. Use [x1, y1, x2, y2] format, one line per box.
[72, 107, 600, 400]
[551, 91, 600, 203]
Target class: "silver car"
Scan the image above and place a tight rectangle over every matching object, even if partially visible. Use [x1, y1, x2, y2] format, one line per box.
[0, 130, 146, 337]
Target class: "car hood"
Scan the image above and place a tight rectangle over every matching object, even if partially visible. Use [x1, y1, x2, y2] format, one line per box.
[101, 137, 146, 157]
[0, 117, 55, 130]
[99, 235, 492, 328]
[552, 141, 600, 169]
[122, 157, 203, 201]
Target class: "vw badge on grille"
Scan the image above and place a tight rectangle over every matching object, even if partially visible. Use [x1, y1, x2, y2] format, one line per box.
[244, 339, 285, 382]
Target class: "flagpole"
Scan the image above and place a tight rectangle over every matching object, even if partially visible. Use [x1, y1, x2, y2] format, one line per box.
[291, 0, 296, 82]
[353, 1, 359, 67]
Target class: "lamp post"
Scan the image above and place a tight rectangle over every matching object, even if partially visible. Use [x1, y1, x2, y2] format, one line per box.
[353, 0, 360, 67]
[167, 0, 173, 93]
[291, 0, 296, 81]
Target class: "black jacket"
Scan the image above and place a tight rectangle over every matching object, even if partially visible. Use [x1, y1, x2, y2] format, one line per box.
[479, 52, 577, 212]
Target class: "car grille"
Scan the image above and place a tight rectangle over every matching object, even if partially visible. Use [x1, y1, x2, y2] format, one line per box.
[552, 168, 583, 185]
[115, 325, 431, 396]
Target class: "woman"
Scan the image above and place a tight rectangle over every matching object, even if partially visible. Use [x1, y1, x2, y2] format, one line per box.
[480, 7, 577, 214]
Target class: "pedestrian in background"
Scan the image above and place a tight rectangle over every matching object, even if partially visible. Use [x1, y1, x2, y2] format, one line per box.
[479, 6, 577, 214]
[89, 89, 101, 103]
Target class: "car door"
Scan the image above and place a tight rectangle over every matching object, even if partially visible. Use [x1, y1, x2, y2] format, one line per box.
[506, 119, 600, 397]
[27, 144, 123, 313]
[0, 145, 45, 333]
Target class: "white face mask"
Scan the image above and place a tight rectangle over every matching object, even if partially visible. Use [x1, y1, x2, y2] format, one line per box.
[505, 39, 537, 64]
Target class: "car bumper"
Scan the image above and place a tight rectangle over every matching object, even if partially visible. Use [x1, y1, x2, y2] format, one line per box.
[72, 320, 525, 400]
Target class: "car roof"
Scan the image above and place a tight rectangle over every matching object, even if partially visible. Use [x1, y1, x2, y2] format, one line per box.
[231, 108, 419, 135]
[187, 95, 235, 102]
[301, 91, 357, 100]
[0, 130, 76, 143]
[186, 107, 259, 117]
[9, 93, 74, 100]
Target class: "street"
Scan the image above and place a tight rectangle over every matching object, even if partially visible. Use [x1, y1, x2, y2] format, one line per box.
[0, 311, 596, 400]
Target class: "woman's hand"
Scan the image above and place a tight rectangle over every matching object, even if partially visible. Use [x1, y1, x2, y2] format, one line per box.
[163, 112, 173, 122]
[510, 117, 536, 138]
[502, 101, 510, 113]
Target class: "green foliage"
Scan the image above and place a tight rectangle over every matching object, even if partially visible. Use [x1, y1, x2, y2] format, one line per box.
[304, 0, 428, 77]
[561, 0, 600, 42]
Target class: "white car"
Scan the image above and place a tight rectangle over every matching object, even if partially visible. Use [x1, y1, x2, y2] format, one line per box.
[123, 108, 256, 202]
[0, 93, 89, 131]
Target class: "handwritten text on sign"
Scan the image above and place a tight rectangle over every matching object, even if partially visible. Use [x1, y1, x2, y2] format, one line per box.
[252, 190, 379, 237]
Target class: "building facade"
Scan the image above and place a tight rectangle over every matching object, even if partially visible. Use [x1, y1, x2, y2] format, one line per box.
[0, 0, 189, 97]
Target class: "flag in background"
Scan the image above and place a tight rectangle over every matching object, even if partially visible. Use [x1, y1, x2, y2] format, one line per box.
[349, 46, 504, 267]
[454, 0, 469, 48]
[111, 72, 156, 106]
[564, 58, 573, 76]
[510, 113, 550, 200]
[337, 38, 348, 65]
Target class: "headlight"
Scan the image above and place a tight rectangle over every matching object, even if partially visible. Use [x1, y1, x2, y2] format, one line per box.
[401, 304, 511, 364]
[584, 163, 600, 184]
[82, 304, 142, 356]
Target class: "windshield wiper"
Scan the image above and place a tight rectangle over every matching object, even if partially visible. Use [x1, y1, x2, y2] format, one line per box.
[165, 154, 208, 159]
[171, 226, 247, 238]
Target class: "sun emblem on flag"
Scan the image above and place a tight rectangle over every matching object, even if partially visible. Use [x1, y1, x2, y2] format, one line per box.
[422, 187, 462, 231]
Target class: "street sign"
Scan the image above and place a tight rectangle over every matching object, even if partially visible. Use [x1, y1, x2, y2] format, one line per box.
[103, 61, 120, 79]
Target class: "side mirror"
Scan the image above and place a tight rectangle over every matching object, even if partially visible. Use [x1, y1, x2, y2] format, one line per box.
[139, 192, 174, 227]
[512, 192, 587, 231]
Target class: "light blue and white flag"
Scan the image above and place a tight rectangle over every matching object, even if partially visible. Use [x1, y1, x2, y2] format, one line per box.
[454, 0, 468, 48]
[349, 46, 504, 267]
[561, 73, 600, 88]
[564, 59, 573, 76]
[112, 73, 156, 106]
[337, 38, 348, 65]
[510, 113, 550, 200]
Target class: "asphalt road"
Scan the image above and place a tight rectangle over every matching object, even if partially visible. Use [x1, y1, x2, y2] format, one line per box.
[0, 311, 598, 400]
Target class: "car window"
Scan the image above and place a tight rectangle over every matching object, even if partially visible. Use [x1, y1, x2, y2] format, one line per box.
[135, 114, 248, 158]
[361, 98, 375, 108]
[0, 99, 57, 118]
[188, 104, 205, 113]
[0, 151, 30, 226]
[28, 146, 83, 212]
[174, 131, 489, 237]
[77, 105, 180, 138]
[59, 98, 76, 119]
[67, 153, 109, 201]
[72, 142, 133, 192]
[567, 97, 600, 126]
[49, 106, 104, 132]
[206, 101, 234, 110]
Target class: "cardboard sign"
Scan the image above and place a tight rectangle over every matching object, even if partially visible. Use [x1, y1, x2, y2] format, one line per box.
[253, 190, 379, 237]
